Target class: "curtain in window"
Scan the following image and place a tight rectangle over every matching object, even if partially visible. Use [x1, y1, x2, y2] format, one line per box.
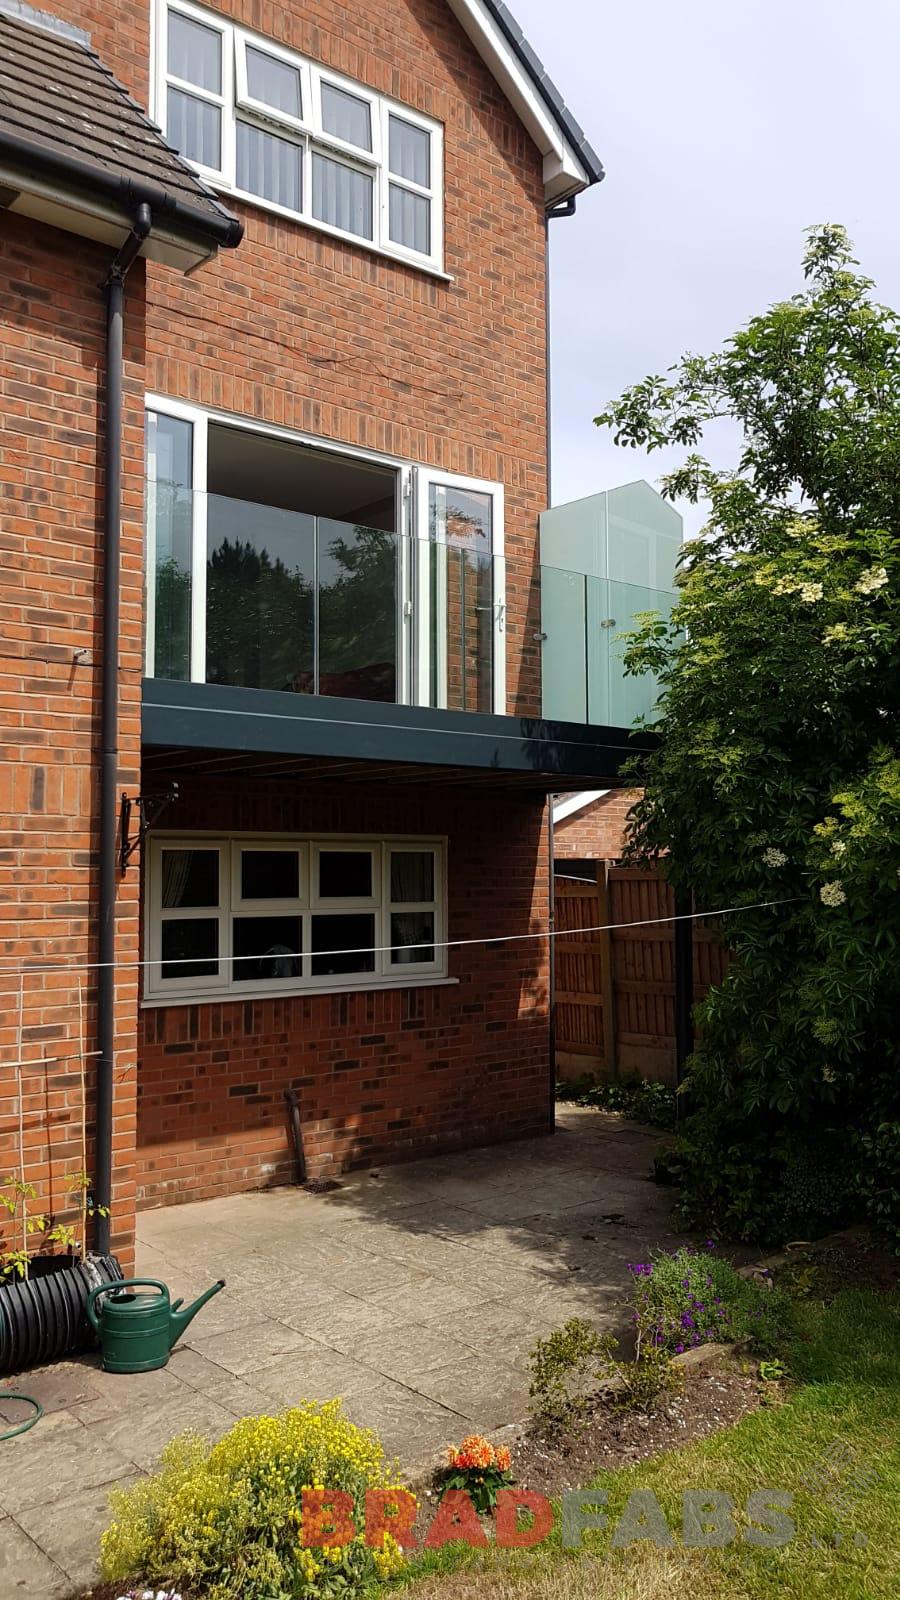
[388, 116, 430, 186]
[389, 185, 430, 254]
[246, 46, 301, 117]
[161, 850, 193, 909]
[390, 851, 433, 903]
[168, 13, 221, 90]
[312, 154, 373, 238]
[321, 83, 372, 150]
[237, 122, 301, 209]
[168, 87, 221, 167]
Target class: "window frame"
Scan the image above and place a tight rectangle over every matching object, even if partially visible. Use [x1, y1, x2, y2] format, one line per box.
[154, 0, 445, 273]
[145, 832, 448, 1003]
[144, 395, 507, 714]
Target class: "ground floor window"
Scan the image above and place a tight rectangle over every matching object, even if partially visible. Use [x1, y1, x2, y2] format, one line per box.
[145, 832, 447, 1001]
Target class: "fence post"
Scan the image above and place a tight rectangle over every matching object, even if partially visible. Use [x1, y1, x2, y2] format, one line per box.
[597, 862, 617, 1077]
[673, 884, 694, 1114]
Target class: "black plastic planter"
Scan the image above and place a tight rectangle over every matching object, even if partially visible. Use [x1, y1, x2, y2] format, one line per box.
[0, 1254, 122, 1374]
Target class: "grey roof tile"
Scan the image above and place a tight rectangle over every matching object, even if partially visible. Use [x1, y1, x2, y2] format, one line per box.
[0, 3, 241, 238]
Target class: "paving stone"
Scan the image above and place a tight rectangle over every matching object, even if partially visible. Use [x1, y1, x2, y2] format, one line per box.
[79, 1387, 238, 1471]
[185, 1318, 319, 1376]
[0, 1514, 71, 1597]
[0, 1363, 100, 1419]
[0, 1412, 136, 1516]
[14, 1475, 142, 1589]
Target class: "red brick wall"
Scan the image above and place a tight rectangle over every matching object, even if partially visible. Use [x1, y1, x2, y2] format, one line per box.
[46, 0, 549, 715]
[137, 781, 551, 1204]
[554, 791, 641, 863]
[0, 214, 145, 1267]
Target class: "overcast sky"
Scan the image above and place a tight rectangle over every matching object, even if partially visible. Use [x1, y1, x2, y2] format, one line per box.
[511, 0, 900, 535]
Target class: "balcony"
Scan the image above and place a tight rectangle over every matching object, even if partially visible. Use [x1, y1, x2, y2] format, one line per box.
[146, 485, 499, 714]
[540, 569, 675, 727]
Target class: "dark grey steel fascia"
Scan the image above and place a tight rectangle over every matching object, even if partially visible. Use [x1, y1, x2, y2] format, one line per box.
[141, 679, 654, 783]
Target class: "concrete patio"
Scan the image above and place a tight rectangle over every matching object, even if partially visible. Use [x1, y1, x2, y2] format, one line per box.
[0, 1108, 682, 1596]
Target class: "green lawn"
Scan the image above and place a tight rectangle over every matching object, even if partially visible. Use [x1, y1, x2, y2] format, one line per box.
[398, 1289, 900, 1600]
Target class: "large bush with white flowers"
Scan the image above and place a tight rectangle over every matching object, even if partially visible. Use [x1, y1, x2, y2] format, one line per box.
[596, 226, 900, 1247]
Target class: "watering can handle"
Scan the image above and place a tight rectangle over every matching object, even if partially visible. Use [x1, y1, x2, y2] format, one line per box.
[85, 1277, 168, 1332]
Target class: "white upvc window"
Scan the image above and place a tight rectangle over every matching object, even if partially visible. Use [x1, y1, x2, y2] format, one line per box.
[154, 0, 444, 272]
[145, 833, 448, 1002]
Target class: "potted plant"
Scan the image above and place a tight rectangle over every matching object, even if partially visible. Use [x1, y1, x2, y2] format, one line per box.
[0, 1169, 121, 1373]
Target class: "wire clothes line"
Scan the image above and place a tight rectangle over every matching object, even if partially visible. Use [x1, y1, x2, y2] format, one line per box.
[0, 897, 800, 981]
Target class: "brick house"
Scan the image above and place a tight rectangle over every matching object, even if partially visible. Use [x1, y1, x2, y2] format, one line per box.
[0, 0, 647, 1269]
[553, 790, 641, 869]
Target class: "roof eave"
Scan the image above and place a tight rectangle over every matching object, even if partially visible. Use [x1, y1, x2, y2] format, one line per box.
[444, 0, 604, 202]
[0, 127, 243, 267]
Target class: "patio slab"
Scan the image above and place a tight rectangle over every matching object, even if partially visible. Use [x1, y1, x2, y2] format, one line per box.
[4, 1108, 683, 1594]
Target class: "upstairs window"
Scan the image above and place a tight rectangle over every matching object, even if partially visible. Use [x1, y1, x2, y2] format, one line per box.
[156, 0, 444, 270]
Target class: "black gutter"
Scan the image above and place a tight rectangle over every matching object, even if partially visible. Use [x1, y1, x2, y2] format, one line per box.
[94, 203, 152, 1259]
[0, 128, 243, 251]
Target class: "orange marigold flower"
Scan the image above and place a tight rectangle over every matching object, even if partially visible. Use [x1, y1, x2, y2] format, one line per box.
[494, 1446, 512, 1473]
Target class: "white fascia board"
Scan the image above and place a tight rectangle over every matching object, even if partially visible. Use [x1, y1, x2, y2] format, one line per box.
[552, 789, 608, 824]
[444, 0, 591, 201]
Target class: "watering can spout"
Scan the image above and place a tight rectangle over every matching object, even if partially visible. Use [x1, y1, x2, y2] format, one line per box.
[169, 1279, 226, 1344]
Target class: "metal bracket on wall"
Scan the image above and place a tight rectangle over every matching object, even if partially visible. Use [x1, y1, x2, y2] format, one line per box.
[119, 784, 179, 874]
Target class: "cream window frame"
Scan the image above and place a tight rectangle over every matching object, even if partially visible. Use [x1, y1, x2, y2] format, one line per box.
[145, 833, 449, 1003]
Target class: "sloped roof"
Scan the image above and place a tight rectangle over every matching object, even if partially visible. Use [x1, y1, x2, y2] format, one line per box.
[0, 0, 242, 263]
[444, 0, 603, 201]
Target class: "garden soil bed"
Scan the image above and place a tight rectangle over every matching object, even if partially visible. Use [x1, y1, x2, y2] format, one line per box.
[510, 1361, 770, 1496]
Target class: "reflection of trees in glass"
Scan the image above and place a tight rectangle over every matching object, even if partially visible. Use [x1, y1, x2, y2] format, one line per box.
[154, 556, 191, 680]
[206, 538, 314, 692]
[318, 525, 397, 702]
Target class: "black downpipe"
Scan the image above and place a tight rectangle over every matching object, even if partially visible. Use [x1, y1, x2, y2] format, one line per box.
[95, 204, 152, 1257]
[673, 886, 694, 1125]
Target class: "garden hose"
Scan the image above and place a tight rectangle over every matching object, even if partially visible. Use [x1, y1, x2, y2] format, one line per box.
[0, 1392, 42, 1440]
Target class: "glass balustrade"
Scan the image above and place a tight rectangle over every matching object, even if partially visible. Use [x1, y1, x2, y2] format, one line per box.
[146, 484, 497, 712]
[540, 567, 676, 728]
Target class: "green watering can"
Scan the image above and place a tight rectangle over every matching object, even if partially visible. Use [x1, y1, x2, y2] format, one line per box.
[86, 1277, 226, 1373]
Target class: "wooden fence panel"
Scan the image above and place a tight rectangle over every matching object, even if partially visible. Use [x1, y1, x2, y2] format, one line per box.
[553, 863, 729, 1084]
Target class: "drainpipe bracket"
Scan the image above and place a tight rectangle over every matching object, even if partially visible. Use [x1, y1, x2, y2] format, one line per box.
[119, 784, 179, 874]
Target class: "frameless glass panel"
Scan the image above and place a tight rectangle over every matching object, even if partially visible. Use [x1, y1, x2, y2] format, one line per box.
[389, 185, 430, 254]
[240, 850, 300, 901]
[161, 917, 218, 979]
[311, 913, 376, 975]
[312, 152, 373, 238]
[232, 915, 301, 982]
[245, 45, 302, 117]
[390, 851, 434, 903]
[206, 495, 315, 692]
[167, 87, 221, 167]
[390, 911, 435, 965]
[160, 849, 219, 909]
[149, 413, 192, 681]
[318, 849, 372, 899]
[168, 12, 221, 91]
[317, 520, 398, 702]
[236, 121, 301, 210]
[321, 82, 372, 150]
[389, 115, 430, 186]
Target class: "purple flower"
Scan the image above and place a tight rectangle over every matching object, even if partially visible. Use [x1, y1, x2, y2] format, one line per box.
[706, 1239, 716, 1249]
[680, 1313, 695, 1329]
[675, 1342, 685, 1354]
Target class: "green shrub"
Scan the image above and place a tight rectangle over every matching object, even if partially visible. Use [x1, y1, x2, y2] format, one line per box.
[556, 1075, 676, 1130]
[100, 1401, 409, 1598]
[628, 1243, 792, 1358]
[528, 1318, 617, 1427]
[528, 1316, 683, 1424]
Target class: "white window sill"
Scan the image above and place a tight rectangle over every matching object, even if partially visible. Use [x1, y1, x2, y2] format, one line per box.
[140, 974, 460, 1008]
[205, 179, 454, 282]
